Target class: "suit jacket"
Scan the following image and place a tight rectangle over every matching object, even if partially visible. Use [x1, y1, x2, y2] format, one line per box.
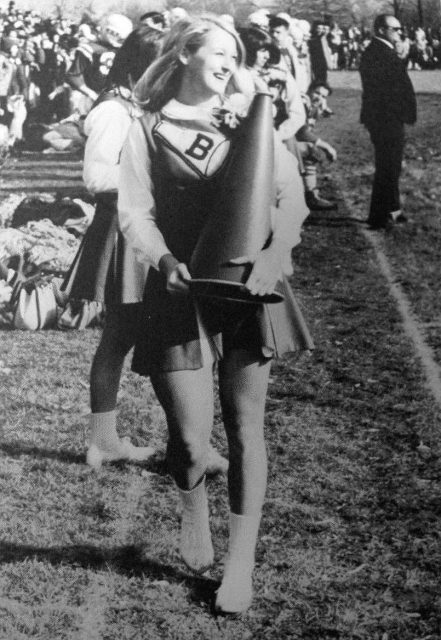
[359, 38, 417, 129]
[308, 35, 328, 83]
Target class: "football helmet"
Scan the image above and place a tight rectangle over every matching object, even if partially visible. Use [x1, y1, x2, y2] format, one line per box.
[101, 13, 132, 48]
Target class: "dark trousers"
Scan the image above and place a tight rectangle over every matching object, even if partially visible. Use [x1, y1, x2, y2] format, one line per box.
[367, 122, 405, 225]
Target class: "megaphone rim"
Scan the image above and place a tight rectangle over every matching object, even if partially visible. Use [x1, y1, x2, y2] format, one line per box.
[189, 278, 284, 304]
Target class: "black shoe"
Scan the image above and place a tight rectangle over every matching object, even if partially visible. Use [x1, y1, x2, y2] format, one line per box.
[367, 215, 395, 230]
[305, 191, 337, 211]
[394, 213, 408, 224]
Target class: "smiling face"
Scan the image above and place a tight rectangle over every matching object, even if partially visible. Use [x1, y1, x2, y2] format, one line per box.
[310, 85, 329, 108]
[180, 27, 239, 102]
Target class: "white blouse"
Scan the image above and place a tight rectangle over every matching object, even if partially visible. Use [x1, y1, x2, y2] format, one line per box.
[82, 97, 141, 194]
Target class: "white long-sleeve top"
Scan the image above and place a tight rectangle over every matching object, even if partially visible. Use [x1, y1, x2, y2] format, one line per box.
[82, 95, 141, 194]
[118, 99, 309, 272]
[277, 68, 307, 141]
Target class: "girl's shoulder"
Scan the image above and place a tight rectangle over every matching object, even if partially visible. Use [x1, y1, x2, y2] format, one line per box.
[84, 94, 132, 136]
[93, 88, 143, 117]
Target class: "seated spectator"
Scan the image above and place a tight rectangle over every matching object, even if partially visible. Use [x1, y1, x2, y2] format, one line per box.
[240, 26, 305, 178]
[296, 82, 337, 210]
[269, 16, 307, 138]
[0, 50, 13, 117]
[247, 9, 271, 32]
[139, 11, 166, 31]
[65, 13, 132, 115]
[239, 25, 280, 89]
[163, 7, 189, 27]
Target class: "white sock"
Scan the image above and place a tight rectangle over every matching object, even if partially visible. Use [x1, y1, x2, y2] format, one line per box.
[87, 411, 155, 470]
[89, 410, 120, 452]
[178, 477, 214, 573]
[215, 512, 261, 614]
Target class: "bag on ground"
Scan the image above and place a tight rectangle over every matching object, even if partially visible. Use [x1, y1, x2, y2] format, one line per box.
[11, 274, 59, 330]
[57, 299, 105, 330]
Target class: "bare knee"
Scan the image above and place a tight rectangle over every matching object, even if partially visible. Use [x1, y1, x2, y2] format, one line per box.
[168, 432, 208, 470]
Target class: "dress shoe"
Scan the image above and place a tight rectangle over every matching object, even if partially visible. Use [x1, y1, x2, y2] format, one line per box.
[368, 215, 395, 230]
[368, 212, 408, 230]
[305, 190, 337, 211]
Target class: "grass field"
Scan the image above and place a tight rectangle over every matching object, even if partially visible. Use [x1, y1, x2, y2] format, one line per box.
[1, 73, 441, 639]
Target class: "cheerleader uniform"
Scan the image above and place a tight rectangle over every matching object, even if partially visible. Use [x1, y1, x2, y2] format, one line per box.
[118, 98, 313, 376]
[62, 88, 148, 305]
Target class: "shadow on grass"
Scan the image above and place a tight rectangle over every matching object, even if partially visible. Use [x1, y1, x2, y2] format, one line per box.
[0, 439, 169, 475]
[0, 541, 219, 604]
[304, 214, 365, 227]
[0, 440, 84, 464]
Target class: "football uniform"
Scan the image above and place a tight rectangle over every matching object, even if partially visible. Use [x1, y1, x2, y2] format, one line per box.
[66, 41, 117, 95]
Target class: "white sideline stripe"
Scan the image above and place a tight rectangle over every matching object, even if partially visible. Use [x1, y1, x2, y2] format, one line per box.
[362, 229, 441, 408]
[76, 575, 110, 640]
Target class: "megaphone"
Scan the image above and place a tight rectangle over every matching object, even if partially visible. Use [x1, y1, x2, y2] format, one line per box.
[189, 92, 284, 304]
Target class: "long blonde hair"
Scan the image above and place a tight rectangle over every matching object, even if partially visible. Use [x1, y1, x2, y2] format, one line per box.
[134, 14, 245, 112]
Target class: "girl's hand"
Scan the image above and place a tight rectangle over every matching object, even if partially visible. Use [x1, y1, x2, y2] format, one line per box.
[159, 254, 191, 295]
[232, 239, 292, 297]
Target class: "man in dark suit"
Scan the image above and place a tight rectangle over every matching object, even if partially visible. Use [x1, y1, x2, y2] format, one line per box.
[359, 14, 417, 229]
[309, 21, 330, 86]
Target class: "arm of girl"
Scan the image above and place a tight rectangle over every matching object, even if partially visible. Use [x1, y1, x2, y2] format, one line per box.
[244, 137, 309, 296]
[83, 101, 132, 193]
[118, 119, 174, 271]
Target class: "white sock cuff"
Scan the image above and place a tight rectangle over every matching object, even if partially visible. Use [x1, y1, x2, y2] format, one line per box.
[229, 511, 262, 525]
[89, 410, 117, 430]
[228, 512, 261, 550]
[178, 476, 208, 512]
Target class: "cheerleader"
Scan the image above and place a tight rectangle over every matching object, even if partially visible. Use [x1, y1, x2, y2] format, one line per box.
[118, 15, 311, 613]
[65, 26, 228, 474]
[62, 27, 163, 470]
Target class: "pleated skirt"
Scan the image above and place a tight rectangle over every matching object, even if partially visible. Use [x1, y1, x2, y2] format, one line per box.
[132, 272, 314, 376]
[62, 194, 148, 304]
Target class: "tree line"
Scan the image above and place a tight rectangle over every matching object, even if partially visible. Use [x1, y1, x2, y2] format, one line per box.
[7, 0, 441, 29]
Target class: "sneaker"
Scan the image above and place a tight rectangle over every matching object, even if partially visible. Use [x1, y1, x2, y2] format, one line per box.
[86, 437, 156, 471]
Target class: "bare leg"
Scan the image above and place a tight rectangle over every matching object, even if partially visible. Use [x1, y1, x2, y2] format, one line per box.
[87, 305, 155, 469]
[151, 363, 215, 571]
[90, 321, 133, 414]
[215, 349, 271, 613]
[219, 349, 271, 515]
[151, 363, 214, 490]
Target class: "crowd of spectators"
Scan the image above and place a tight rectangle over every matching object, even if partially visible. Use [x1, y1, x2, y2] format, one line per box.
[326, 22, 441, 71]
[0, 2, 438, 162]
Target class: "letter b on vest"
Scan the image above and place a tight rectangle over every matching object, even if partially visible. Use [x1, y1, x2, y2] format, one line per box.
[185, 133, 214, 160]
